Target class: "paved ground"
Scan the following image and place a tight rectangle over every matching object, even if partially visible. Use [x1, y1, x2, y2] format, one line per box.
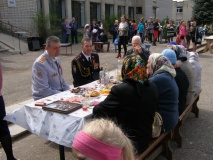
[0, 33, 213, 160]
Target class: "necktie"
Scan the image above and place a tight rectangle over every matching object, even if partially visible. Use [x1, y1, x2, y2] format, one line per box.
[88, 57, 91, 64]
[55, 61, 63, 90]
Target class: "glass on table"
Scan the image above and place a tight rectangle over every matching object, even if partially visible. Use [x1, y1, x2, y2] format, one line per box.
[82, 91, 90, 111]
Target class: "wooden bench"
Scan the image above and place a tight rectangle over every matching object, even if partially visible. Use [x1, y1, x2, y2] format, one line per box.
[92, 41, 110, 52]
[136, 131, 173, 160]
[136, 89, 202, 160]
[173, 89, 202, 147]
[43, 43, 72, 55]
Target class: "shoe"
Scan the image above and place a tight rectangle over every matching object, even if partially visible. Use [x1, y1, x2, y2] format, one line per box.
[123, 54, 126, 58]
[116, 54, 121, 58]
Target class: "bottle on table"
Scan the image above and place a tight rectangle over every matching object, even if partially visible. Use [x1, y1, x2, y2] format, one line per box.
[117, 58, 122, 82]
[103, 63, 109, 84]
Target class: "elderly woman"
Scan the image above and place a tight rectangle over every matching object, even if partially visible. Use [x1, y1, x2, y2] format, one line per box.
[161, 49, 189, 115]
[93, 55, 158, 154]
[146, 53, 179, 132]
[168, 45, 195, 106]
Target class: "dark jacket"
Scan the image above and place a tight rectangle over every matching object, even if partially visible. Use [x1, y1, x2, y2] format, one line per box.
[149, 72, 179, 132]
[93, 78, 158, 154]
[60, 22, 66, 34]
[175, 67, 189, 115]
[126, 47, 150, 63]
[110, 25, 118, 37]
[153, 21, 159, 31]
[69, 21, 78, 31]
[72, 52, 100, 87]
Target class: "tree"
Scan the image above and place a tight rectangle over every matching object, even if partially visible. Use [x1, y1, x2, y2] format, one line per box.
[192, 0, 213, 25]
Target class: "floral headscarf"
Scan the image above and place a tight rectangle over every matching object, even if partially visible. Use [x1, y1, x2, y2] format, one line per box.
[167, 45, 187, 61]
[148, 53, 176, 78]
[122, 55, 147, 84]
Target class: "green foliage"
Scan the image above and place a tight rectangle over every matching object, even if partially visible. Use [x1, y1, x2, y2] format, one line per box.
[102, 15, 119, 33]
[160, 16, 170, 26]
[49, 14, 60, 30]
[32, 11, 50, 39]
[193, 0, 213, 25]
[32, 11, 60, 39]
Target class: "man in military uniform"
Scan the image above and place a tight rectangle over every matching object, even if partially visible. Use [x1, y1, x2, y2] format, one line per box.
[32, 36, 70, 100]
[126, 35, 150, 63]
[72, 37, 100, 87]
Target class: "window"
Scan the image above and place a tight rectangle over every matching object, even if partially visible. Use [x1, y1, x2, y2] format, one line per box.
[118, 6, 125, 18]
[105, 4, 114, 18]
[176, 20, 181, 26]
[90, 2, 101, 23]
[72, 1, 85, 27]
[128, 7, 134, 20]
[177, 7, 183, 13]
[136, 7, 142, 14]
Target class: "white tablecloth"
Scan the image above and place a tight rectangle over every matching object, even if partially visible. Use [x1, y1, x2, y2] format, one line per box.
[4, 81, 107, 148]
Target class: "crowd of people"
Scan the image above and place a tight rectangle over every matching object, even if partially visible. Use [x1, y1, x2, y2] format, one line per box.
[61, 15, 204, 56]
[29, 31, 201, 158]
[1, 15, 203, 159]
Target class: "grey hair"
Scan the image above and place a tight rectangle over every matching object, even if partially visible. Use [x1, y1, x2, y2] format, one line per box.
[81, 37, 92, 45]
[46, 36, 60, 47]
[132, 35, 142, 43]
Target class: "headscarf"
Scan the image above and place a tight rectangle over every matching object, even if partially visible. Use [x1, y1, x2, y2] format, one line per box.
[148, 53, 176, 78]
[167, 45, 187, 61]
[122, 55, 148, 84]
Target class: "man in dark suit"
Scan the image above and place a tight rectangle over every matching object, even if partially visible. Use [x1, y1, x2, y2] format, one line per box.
[72, 37, 100, 87]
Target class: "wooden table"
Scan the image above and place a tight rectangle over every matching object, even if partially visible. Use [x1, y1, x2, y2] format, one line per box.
[204, 36, 213, 54]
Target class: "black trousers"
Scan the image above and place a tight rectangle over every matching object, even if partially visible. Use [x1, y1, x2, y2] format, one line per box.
[0, 96, 10, 137]
[118, 36, 128, 55]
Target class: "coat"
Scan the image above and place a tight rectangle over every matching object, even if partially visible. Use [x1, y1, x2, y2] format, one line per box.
[32, 51, 70, 100]
[93, 78, 158, 154]
[149, 72, 179, 132]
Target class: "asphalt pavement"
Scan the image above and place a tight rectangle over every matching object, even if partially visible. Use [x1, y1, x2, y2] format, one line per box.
[0, 33, 213, 160]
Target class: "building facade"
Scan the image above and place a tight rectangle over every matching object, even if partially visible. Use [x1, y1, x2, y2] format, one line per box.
[0, 0, 173, 36]
[172, 0, 194, 25]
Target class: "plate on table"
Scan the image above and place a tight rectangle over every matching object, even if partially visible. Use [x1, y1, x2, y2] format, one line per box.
[66, 96, 85, 103]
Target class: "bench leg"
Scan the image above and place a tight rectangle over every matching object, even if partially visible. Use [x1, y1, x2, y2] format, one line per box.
[107, 43, 110, 51]
[191, 96, 199, 118]
[173, 122, 182, 148]
[163, 132, 173, 160]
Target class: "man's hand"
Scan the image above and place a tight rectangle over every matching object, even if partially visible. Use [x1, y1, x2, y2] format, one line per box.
[133, 45, 142, 54]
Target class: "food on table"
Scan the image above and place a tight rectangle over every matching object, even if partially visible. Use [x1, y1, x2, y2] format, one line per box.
[71, 87, 81, 93]
[35, 102, 46, 106]
[66, 96, 84, 103]
[99, 89, 111, 95]
[90, 91, 100, 97]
